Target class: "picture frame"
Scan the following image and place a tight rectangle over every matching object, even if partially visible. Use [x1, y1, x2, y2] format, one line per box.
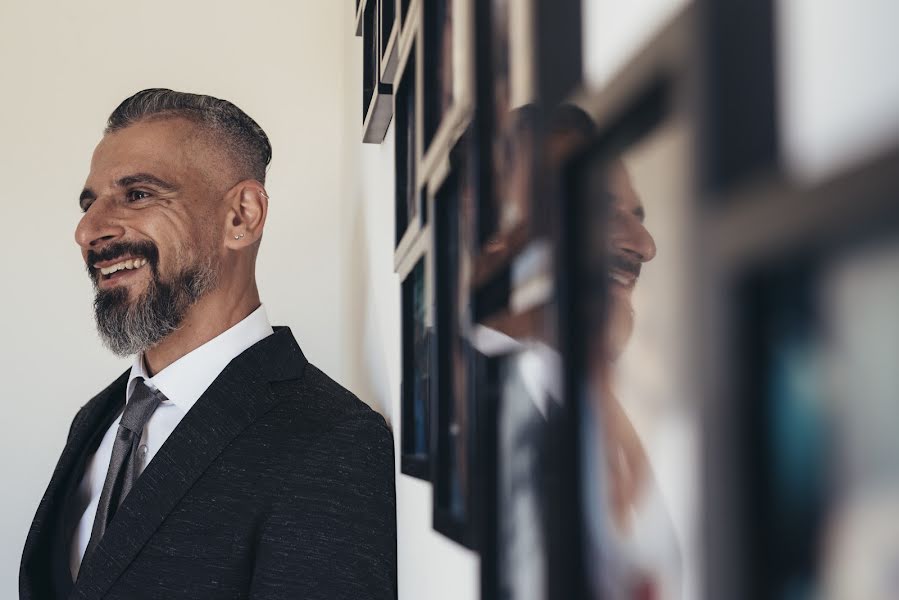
[430, 130, 481, 548]
[354, 0, 365, 37]
[470, 0, 539, 291]
[399, 231, 434, 480]
[361, 0, 394, 143]
[379, 0, 400, 84]
[701, 135, 899, 600]
[419, 0, 477, 183]
[392, 21, 424, 259]
[476, 302, 570, 600]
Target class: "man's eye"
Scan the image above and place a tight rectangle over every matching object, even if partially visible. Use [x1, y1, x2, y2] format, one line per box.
[126, 190, 151, 202]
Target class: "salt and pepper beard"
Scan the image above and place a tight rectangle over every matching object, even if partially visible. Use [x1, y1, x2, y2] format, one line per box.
[88, 242, 218, 357]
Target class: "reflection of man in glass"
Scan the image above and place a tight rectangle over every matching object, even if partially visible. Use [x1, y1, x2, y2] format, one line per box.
[549, 105, 681, 598]
[597, 161, 657, 529]
[584, 159, 686, 600]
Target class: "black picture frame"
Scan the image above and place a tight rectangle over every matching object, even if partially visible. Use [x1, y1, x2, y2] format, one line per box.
[430, 131, 481, 548]
[393, 30, 423, 257]
[697, 0, 778, 194]
[422, 0, 453, 155]
[470, 0, 539, 292]
[701, 141, 899, 600]
[477, 302, 570, 600]
[362, 0, 394, 143]
[379, 0, 399, 83]
[400, 244, 433, 480]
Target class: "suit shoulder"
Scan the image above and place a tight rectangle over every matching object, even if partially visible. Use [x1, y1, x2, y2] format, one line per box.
[272, 362, 389, 434]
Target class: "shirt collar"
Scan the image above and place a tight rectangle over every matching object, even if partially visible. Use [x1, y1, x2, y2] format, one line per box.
[126, 304, 274, 413]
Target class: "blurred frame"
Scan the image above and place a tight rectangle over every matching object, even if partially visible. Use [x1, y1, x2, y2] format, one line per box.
[393, 21, 424, 261]
[399, 230, 434, 480]
[470, 0, 539, 293]
[379, 0, 399, 84]
[419, 0, 477, 183]
[430, 130, 481, 547]
[703, 132, 899, 600]
[360, 0, 394, 143]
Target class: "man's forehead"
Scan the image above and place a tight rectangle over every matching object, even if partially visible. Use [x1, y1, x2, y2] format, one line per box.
[607, 161, 645, 216]
[87, 119, 206, 184]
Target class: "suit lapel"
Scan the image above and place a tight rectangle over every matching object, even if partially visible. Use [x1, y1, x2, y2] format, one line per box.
[20, 371, 127, 600]
[71, 327, 307, 600]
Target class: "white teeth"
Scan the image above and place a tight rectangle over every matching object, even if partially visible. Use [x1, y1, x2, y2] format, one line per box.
[98, 258, 148, 276]
[610, 273, 631, 286]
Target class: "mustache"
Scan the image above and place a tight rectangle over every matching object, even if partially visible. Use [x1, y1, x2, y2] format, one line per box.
[609, 252, 641, 278]
[86, 241, 159, 280]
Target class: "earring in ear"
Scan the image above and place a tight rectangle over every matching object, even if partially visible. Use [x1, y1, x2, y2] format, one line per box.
[234, 233, 245, 240]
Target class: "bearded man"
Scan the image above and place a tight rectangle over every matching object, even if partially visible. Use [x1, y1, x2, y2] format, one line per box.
[20, 89, 397, 600]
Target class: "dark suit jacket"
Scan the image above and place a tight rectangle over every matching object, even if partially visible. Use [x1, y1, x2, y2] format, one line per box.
[20, 327, 397, 600]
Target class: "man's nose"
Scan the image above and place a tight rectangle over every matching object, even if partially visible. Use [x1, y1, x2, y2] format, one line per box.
[616, 217, 657, 263]
[75, 198, 126, 250]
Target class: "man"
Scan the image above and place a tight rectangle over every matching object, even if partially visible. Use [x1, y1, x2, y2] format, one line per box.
[20, 89, 397, 600]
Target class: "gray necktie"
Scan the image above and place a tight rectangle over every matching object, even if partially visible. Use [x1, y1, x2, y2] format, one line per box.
[82, 378, 163, 564]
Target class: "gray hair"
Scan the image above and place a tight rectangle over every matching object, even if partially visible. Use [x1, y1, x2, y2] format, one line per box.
[105, 88, 272, 184]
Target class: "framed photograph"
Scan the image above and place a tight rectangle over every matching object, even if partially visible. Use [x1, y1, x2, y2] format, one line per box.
[379, 0, 399, 83]
[476, 302, 571, 600]
[362, 0, 394, 143]
[560, 11, 703, 599]
[431, 131, 480, 547]
[701, 134, 899, 599]
[420, 0, 476, 179]
[393, 29, 423, 257]
[471, 0, 538, 289]
[399, 237, 433, 480]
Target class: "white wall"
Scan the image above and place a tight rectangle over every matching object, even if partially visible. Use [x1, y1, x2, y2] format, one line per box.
[0, 1, 354, 595]
[337, 7, 482, 600]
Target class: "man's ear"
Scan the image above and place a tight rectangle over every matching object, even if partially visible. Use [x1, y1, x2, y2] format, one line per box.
[224, 180, 269, 249]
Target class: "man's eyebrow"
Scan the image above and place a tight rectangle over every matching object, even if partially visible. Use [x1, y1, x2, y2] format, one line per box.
[116, 173, 178, 191]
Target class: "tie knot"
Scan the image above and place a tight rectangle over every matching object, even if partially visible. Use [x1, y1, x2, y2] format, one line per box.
[120, 378, 164, 436]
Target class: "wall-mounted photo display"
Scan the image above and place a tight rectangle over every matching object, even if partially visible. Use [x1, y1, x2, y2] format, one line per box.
[431, 131, 481, 547]
[393, 32, 422, 256]
[361, 0, 394, 143]
[400, 237, 433, 480]
[473, 0, 538, 287]
[562, 57, 703, 600]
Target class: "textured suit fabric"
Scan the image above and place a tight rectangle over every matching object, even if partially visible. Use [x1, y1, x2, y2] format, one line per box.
[20, 327, 398, 600]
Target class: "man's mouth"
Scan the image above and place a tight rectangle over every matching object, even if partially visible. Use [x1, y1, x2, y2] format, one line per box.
[609, 269, 637, 288]
[93, 257, 149, 280]
[608, 254, 641, 289]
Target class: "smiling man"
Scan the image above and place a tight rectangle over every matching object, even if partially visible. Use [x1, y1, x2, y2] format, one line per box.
[20, 89, 397, 600]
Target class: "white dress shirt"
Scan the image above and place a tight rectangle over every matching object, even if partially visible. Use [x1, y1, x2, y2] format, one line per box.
[69, 305, 273, 578]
